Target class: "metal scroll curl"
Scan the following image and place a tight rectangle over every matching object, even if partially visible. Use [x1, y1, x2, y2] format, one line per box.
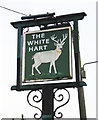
[27, 90, 42, 120]
[54, 88, 70, 119]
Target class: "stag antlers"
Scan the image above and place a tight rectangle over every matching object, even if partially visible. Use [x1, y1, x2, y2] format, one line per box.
[51, 34, 68, 44]
[50, 34, 58, 43]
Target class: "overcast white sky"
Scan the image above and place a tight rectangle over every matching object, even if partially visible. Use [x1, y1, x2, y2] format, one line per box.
[0, 0, 97, 119]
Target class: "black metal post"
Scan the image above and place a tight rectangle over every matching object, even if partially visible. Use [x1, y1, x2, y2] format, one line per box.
[17, 27, 23, 90]
[73, 20, 87, 120]
[42, 85, 54, 120]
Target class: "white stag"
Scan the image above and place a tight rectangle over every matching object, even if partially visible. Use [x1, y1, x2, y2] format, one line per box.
[32, 34, 68, 75]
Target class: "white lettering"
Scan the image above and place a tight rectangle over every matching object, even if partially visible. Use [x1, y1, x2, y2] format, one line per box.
[34, 40, 39, 45]
[34, 46, 38, 51]
[39, 40, 41, 44]
[32, 34, 35, 39]
[27, 41, 34, 46]
[46, 39, 49, 44]
[32, 33, 45, 39]
[29, 47, 33, 52]
[36, 34, 40, 39]
[43, 45, 47, 50]
[39, 46, 43, 51]
[41, 33, 45, 38]
[41, 39, 45, 44]
[28, 45, 48, 52]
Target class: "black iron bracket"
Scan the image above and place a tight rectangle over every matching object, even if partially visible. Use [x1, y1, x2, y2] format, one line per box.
[19, 81, 87, 120]
[27, 87, 71, 120]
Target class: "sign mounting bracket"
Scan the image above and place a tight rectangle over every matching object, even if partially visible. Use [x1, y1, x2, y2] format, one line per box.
[11, 12, 87, 120]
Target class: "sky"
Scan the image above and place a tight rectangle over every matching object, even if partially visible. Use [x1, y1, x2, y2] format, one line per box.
[0, 0, 97, 119]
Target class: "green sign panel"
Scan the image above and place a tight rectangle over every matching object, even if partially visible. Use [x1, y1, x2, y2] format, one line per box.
[23, 27, 72, 82]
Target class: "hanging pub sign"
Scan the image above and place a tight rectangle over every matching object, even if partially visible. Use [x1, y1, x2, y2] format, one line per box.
[22, 27, 72, 83]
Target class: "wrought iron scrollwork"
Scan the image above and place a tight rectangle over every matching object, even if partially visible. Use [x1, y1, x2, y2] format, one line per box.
[27, 90, 42, 120]
[27, 88, 70, 119]
[54, 88, 70, 119]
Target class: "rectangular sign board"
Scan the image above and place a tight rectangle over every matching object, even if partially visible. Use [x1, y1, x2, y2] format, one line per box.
[22, 27, 72, 83]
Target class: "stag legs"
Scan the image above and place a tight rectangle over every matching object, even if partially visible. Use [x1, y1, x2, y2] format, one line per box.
[49, 61, 57, 74]
[32, 61, 57, 75]
[49, 62, 52, 73]
[32, 63, 41, 75]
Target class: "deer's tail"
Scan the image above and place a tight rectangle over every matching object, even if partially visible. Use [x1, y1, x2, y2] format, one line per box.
[32, 55, 34, 60]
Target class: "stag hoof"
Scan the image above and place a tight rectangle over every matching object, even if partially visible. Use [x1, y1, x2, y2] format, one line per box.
[55, 72, 57, 74]
[32, 73, 34, 76]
